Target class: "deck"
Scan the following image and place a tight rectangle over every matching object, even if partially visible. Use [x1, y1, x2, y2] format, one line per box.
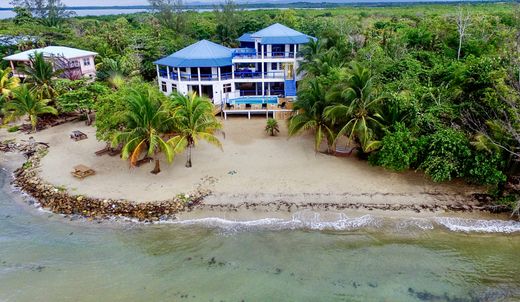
[222, 108, 292, 119]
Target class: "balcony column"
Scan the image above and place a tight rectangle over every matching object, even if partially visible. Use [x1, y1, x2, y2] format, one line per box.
[218, 67, 221, 81]
[294, 44, 297, 58]
[177, 67, 181, 82]
[232, 65, 235, 80]
[261, 62, 265, 97]
[166, 66, 170, 80]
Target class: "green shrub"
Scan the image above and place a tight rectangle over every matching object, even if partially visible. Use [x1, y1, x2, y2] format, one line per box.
[418, 128, 472, 182]
[370, 123, 418, 172]
[7, 126, 19, 132]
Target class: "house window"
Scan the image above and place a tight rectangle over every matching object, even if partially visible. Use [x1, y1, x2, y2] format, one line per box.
[171, 83, 177, 92]
[161, 81, 167, 92]
[83, 58, 91, 66]
[223, 83, 232, 93]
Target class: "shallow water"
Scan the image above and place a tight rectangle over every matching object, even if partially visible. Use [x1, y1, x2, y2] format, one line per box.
[0, 170, 519, 302]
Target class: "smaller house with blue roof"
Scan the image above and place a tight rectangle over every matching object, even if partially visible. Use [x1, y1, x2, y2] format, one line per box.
[154, 23, 315, 111]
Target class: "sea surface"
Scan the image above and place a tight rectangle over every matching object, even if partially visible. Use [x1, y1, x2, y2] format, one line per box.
[0, 9, 150, 20]
[0, 169, 519, 301]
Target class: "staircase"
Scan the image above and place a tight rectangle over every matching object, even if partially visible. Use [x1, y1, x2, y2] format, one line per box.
[284, 79, 296, 97]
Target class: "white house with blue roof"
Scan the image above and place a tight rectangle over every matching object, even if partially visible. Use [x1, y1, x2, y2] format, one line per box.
[154, 23, 315, 108]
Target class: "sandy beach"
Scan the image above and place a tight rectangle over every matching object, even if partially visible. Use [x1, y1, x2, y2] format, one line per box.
[1, 117, 482, 207]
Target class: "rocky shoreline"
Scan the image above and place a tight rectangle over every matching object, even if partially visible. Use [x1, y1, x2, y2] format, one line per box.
[1, 140, 513, 222]
[4, 141, 208, 222]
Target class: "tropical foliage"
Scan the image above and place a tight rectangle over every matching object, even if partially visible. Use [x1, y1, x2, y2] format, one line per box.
[4, 85, 57, 132]
[21, 52, 62, 99]
[265, 118, 279, 136]
[167, 92, 223, 168]
[111, 86, 177, 174]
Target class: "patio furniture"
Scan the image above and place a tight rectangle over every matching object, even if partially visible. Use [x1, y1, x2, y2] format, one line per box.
[71, 164, 95, 179]
[109, 144, 123, 156]
[262, 103, 267, 109]
[70, 130, 87, 141]
[245, 104, 251, 109]
[136, 157, 153, 167]
[95, 145, 110, 156]
[278, 102, 286, 109]
[334, 146, 356, 157]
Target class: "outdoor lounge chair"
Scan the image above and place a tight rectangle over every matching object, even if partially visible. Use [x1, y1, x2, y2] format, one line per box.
[108, 144, 123, 156]
[334, 146, 356, 157]
[262, 103, 267, 109]
[245, 104, 252, 109]
[95, 144, 110, 156]
[70, 130, 88, 141]
[71, 164, 95, 179]
[278, 102, 286, 109]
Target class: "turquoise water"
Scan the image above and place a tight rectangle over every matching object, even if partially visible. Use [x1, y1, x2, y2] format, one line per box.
[0, 169, 519, 301]
[230, 96, 278, 105]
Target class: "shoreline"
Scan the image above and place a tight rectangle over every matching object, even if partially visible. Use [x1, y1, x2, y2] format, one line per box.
[0, 141, 513, 223]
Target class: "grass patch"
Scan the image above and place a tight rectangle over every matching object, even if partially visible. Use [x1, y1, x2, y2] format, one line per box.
[7, 126, 19, 133]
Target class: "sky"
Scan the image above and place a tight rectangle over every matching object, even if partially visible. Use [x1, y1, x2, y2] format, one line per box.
[1, 0, 152, 6]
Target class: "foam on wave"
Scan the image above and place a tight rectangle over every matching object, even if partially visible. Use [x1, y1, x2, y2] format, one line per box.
[434, 217, 520, 233]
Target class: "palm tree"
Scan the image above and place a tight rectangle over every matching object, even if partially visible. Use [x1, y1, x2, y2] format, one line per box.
[298, 43, 343, 78]
[112, 87, 178, 174]
[97, 57, 138, 89]
[265, 118, 280, 136]
[4, 85, 57, 132]
[168, 92, 223, 168]
[0, 67, 20, 98]
[22, 52, 62, 99]
[288, 78, 336, 153]
[324, 63, 385, 153]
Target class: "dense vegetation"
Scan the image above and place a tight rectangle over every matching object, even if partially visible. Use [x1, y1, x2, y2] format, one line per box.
[0, 2, 519, 212]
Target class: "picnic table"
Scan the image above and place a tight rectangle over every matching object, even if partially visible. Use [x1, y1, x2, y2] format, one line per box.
[70, 130, 88, 141]
[71, 164, 95, 179]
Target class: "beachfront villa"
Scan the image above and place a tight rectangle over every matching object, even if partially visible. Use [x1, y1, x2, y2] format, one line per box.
[154, 23, 315, 118]
[3, 46, 98, 79]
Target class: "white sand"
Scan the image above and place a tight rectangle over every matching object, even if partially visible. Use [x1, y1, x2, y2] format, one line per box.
[1, 118, 481, 204]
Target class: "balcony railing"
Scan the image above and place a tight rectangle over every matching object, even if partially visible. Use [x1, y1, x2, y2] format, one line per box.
[234, 71, 284, 79]
[159, 70, 285, 81]
[232, 51, 296, 59]
[238, 89, 285, 96]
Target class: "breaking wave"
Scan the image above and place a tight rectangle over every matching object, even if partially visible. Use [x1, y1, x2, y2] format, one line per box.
[167, 212, 520, 234]
[434, 217, 520, 233]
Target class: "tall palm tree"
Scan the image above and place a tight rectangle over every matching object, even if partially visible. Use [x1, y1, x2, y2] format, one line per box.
[0, 67, 20, 98]
[4, 85, 57, 132]
[298, 41, 343, 78]
[288, 78, 336, 153]
[167, 92, 223, 168]
[112, 87, 178, 174]
[22, 52, 63, 99]
[324, 63, 385, 152]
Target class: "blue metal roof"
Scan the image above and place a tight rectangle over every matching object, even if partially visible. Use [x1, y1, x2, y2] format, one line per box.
[251, 23, 315, 45]
[154, 40, 233, 68]
[237, 33, 255, 43]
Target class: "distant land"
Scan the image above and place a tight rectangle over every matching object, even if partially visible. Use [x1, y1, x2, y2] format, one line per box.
[0, 0, 512, 11]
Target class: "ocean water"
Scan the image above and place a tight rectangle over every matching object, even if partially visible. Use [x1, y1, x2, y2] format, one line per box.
[0, 169, 519, 301]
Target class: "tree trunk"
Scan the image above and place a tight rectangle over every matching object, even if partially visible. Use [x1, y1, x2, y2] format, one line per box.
[151, 159, 161, 174]
[185, 145, 192, 168]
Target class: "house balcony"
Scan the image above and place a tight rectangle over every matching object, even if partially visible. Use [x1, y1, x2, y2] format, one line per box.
[232, 50, 302, 62]
[158, 70, 285, 82]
